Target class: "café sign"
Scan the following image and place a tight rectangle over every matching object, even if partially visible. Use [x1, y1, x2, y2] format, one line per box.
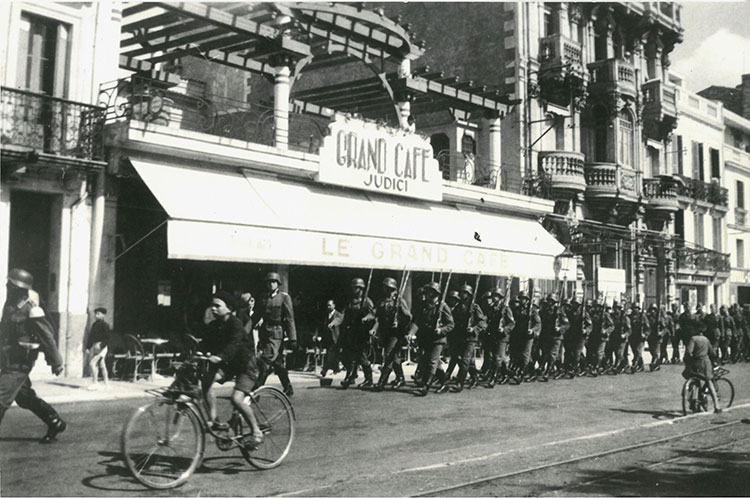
[317, 116, 443, 201]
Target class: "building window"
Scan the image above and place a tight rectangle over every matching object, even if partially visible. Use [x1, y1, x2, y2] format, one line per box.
[431, 133, 450, 180]
[712, 217, 722, 252]
[17, 12, 70, 96]
[692, 141, 704, 181]
[738, 240, 745, 268]
[710, 148, 720, 179]
[648, 146, 660, 177]
[675, 135, 684, 175]
[738, 181, 745, 209]
[694, 213, 704, 247]
[593, 105, 608, 162]
[543, 7, 557, 37]
[674, 210, 685, 240]
[618, 110, 635, 168]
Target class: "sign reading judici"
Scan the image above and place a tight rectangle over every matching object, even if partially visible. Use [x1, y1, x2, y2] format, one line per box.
[318, 116, 443, 201]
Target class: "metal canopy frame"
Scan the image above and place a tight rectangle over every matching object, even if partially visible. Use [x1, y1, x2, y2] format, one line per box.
[119, 2, 512, 121]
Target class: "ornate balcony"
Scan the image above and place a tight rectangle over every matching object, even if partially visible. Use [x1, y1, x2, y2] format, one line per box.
[584, 162, 640, 203]
[675, 244, 730, 274]
[588, 58, 637, 99]
[540, 34, 584, 74]
[537, 34, 587, 108]
[643, 176, 679, 213]
[1, 86, 106, 164]
[538, 150, 586, 198]
[642, 79, 678, 141]
[675, 175, 729, 208]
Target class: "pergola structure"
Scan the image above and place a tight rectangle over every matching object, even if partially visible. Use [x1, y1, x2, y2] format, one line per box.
[118, 2, 514, 130]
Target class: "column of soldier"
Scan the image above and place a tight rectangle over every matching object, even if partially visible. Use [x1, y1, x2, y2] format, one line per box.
[329, 272, 750, 397]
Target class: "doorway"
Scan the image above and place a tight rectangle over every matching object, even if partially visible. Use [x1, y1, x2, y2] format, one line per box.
[9, 190, 53, 305]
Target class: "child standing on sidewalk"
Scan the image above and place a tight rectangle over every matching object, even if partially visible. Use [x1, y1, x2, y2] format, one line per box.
[86, 308, 111, 390]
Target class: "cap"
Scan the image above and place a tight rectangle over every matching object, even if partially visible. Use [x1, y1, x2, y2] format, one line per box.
[265, 272, 281, 283]
[382, 277, 398, 290]
[94, 307, 107, 315]
[351, 278, 366, 289]
[7, 268, 33, 290]
[459, 284, 473, 296]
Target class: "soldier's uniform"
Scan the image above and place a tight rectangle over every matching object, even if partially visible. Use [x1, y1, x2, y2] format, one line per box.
[486, 288, 515, 387]
[255, 273, 297, 396]
[647, 305, 671, 371]
[703, 306, 721, 352]
[340, 278, 376, 388]
[610, 304, 632, 373]
[511, 296, 541, 379]
[443, 290, 462, 382]
[373, 278, 412, 391]
[413, 283, 454, 396]
[718, 306, 735, 364]
[541, 300, 569, 379]
[0, 269, 66, 443]
[730, 305, 745, 362]
[478, 290, 495, 379]
[563, 300, 592, 377]
[449, 285, 487, 392]
[628, 305, 650, 372]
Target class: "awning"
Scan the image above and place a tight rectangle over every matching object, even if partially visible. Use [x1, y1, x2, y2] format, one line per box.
[129, 158, 575, 279]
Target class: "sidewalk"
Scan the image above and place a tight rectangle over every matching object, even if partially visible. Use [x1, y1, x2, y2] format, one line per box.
[13, 362, 421, 406]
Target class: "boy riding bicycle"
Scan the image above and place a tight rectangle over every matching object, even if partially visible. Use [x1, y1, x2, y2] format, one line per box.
[196, 291, 264, 446]
[682, 327, 722, 414]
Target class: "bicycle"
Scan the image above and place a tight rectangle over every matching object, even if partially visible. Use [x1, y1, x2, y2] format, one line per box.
[121, 354, 295, 489]
[681, 366, 735, 416]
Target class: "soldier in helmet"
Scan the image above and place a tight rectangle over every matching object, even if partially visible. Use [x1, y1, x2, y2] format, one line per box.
[629, 302, 650, 373]
[512, 291, 542, 381]
[477, 290, 495, 380]
[373, 277, 411, 391]
[340, 277, 376, 389]
[443, 290, 463, 383]
[254, 272, 297, 397]
[608, 301, 631, 374]
[563, 298, 592, 378]
[647, 303, 672, 372]
[412, 282, 454, 396]
[0, 269, 67, 442]
[485, 286, 516, 387]
[587, 299, 614, 375]
[447, 284, 486, 393]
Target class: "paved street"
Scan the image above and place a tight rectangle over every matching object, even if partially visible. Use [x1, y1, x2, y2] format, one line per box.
[1, 362, 749, 497]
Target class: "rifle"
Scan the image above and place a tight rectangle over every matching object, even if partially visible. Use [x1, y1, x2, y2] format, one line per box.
[468, 272, 482, 332]
[503, 276, 513, 309]
[393, 268, 409, 328]
[580, 283, 587, 319]
[363, 268, 373, 308]
[434, 271, 452, 331]
[527, 278, 536, 336]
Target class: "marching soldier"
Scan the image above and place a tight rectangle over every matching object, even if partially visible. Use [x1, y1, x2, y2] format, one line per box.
[629, 303, 650, 373]
[340, 278, 376, 389]
[563, 298, 592, 378]
[730, 304, 745, 363]
[478, 290, 495, 380]
[588, 300, 614, 375]
[609, 301, 631, 374]
[718, 305, 735, 364]
[373, 277, 412, 391]
[541, 297, 570, 381]
[0, 269, 67, 442]
[704, 304, 721, 353]
[486, 287, 516, 387]
[255, 272, 297, 397]
[443, 290, 462, 383]
[412, 282, 454, 396]
[647, 303, 672, 372]
[512, 292, 541, 381]
[448, 285, 486, 393]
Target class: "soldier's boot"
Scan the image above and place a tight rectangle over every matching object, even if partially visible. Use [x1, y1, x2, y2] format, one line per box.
[414, 375, 432, 396]
[358, 364, 374, 388]
[40, 416, 67, 444]
[391, 377, 406, 389]
[341, 369, 355, 389]
[374, 367, 391, 392]
[467, 367, 480, 389]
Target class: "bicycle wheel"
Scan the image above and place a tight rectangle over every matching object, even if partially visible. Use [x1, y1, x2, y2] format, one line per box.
[122, 399, 205, 489]
[239, 386, 295, 470]
[682, 378, 701, 416]
[716, 378, 735, 409]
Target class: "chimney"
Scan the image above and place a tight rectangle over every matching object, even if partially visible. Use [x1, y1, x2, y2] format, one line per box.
[743, 73, 750, 120]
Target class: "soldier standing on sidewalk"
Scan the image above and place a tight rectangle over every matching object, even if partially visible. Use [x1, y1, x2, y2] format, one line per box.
[373, 277, 411, 391]
[255, 272, 297, 397]
[0, 269, 67, 443]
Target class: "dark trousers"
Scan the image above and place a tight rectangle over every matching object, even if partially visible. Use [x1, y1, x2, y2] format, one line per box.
[0, 370, 59, 427]
[378, 335, 405, 384]
[564, 336, 586, 371]
[660, 335, 670, 362]
[456, 340, 478, 383]
[648, 336, 663, 366]
[671, 332, 683, 360]
[542, 335, 563, 370]
[346, 341, 373, 382]
[322, 343, 341, 374]
[629, 338, 645, 366]
[257, 337, 291, 390]
[418, 342, 443, 383]
[613, 339, 629, 369]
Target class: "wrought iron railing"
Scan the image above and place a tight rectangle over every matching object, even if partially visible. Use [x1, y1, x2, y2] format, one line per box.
[1, 86, 106, 161]
[98, 76, 329, 153]
[675, 175, 729, 207]
[675, 242, 731, 273]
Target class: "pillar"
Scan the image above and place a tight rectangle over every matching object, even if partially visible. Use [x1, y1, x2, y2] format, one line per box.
[486, 114, 502, 190]
[0, 188, 10, 308]
[88, 170, 106, 309]
[274, 64, 291, 149]
[396, 59, 414, 131]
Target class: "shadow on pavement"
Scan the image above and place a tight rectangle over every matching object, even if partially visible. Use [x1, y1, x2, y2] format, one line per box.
[609, 407, 683, 420]
[0, 436, 41, 442]
[80, 451, 149, 493]
[538, 446, 750, 496]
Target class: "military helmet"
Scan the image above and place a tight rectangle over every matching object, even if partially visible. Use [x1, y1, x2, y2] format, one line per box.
[351, 278, 366, 289]
[518, 291, 529, 301]
[7, 268, 33, 290]
[491, 287, 504, 298]
[425, 282, 441, 296]
[382, 277, 398, 290]
[447, 290, 460, 301]
[459, 284, 473, 296]
[483, 290, 493, 299]
[264, 272, 281, 283]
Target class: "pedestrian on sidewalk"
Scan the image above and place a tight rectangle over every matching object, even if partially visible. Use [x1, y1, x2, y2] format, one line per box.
[85, 307, 111, 390]
[0, 268, 67, 443]
[319, 299, 343, 377]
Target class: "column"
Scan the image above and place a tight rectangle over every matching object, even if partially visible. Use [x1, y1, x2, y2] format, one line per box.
[88, 170, 106, 310]
[396, 59, 414, 131]
[486, 113, 502, 190]
[0, 188, 10, 308]
[274, 63, 291, 149]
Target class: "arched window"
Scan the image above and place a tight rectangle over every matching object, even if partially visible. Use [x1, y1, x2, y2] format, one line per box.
[431, 133, 451, 180]
[617, 109, 635, 168]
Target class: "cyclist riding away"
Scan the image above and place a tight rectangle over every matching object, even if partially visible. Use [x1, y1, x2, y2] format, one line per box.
[199, 291, 264, 446]
[682, 327, 723, 414]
